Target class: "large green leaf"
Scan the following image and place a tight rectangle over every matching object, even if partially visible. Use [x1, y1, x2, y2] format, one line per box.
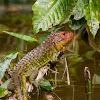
[72, 0, 84, 20]
[0, 52, 18, 80]
[84, 0, 100, 37]
[92, 0, 100, 22]
[3, 31, 38, 42]
[32, 0, 78, 34]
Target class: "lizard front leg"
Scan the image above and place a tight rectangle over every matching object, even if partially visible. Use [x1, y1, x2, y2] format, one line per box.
[24, 68, 38, 92]
[30, 64, 50, 87]
[24, 68, 38, 81]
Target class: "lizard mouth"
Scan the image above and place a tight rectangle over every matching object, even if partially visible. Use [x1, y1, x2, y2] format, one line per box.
[62, 32, 74, 45]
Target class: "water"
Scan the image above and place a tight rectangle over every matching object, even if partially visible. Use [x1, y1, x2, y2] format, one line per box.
[0, 2, 100, 100]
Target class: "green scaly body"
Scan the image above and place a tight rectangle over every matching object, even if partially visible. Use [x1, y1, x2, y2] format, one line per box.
[7, 32, 74, 100]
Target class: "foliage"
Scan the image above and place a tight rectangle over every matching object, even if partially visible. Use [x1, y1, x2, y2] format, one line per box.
[3, 31, 38, 42]
[69, 17, 86, 30]
[84, 0, 100, 37]
[0, 52, 18, 81]
[72, 0, 84, 20]
[3, 26, 63, 44]
[0, 0, 99, 98]
[0, 87, 11, 98]
[32, 0, 78, 34]
[32, 0, 100, 37]
[0, 79, 11, 98]
[65, 54, 79, 57]
[1, 79, 11, 89]
[0, 53, 18, 98]
[40, 78, 54, 91]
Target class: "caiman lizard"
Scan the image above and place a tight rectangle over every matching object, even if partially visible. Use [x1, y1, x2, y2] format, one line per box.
[7, 31, 74, 100]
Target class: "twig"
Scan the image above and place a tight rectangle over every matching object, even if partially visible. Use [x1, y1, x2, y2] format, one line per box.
[73, 30, 76, 51]
[72, 85, 74, 100]
[84, 67, 91, 93]
[54, 67, 57, 87]
[48, 68, 59, 74]
[51, 92, 61, 100]
[84, 67, 92, 100]
[0, 80, 3, 86]
[62, 57, 70, 85]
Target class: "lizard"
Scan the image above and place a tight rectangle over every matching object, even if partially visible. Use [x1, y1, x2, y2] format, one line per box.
[7, 31, 74, 100]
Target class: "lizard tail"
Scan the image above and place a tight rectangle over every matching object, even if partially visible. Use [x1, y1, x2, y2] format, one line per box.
[7, 79, 16, 91]
[8, 72, 28, 100]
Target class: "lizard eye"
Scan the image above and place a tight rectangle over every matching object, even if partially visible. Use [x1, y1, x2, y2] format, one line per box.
[62, 33, 65, 35]
[59, 32, 66, 38]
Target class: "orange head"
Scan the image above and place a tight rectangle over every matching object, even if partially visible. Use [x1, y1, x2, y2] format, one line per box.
[50, 31, 74, 50]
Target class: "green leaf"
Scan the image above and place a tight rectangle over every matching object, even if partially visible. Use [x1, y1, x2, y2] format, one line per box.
[48, 79, 62, 82]
[92, 0, 100, 22]
[73, 0, 84, 20]
[32, 0, 78, 34]
[0, 79, 11, 98]
[1, 79, 11, 89]
[3, 31, 38, 42]
[38, 26, 64, 44]
[38, 31, 52, 44]
[84, 0, 100, 37]
[69, 17, 86, 30]
[0, 87, 11, 98]
[65, 54, 79, 57]
[40, 78, 54, 91]
[0, 52, 18, 81]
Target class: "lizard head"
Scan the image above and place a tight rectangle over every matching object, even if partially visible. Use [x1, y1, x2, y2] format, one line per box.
[52, 31, 74, 50]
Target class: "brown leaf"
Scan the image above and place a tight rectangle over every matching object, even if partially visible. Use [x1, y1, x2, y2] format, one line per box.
[86, 25, 100, 52]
